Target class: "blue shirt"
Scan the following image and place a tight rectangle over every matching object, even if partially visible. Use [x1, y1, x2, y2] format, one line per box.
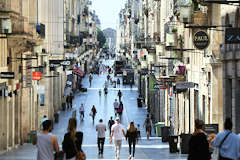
[213, 130, 240, 160]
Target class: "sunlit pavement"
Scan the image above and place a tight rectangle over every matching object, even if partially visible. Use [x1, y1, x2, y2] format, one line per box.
[0, 59, 187, 160]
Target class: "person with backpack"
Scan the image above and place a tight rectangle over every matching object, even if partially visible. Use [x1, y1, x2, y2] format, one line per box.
[62, 118, 84, 160]
[143, 115, 152, 140]
[108, 117, 115, 136]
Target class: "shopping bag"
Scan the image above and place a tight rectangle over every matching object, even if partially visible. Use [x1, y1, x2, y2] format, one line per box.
[211, 147, 219, 160]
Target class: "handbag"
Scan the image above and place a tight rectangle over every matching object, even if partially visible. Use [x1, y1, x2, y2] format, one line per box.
[73, 140, 86, 160]
[212, 131, 231, 160]
[54, 151, 65, 160]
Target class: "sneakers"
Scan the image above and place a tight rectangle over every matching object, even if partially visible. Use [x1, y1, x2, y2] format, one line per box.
[128, 155, 132, 159]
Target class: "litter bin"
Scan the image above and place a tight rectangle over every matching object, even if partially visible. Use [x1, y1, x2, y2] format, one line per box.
[137, 98, 142, 107]
[29, 130, 37, 143]
[161, 126, 170, 142]
[54, 112, 59, 123]
[155, 122, 165, 137]
[169, 135, 178, 153]
[180, 133, 192, 154]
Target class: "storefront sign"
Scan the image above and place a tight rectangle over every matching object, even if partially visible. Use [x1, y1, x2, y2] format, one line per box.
[176, 82, 194, 89]
[225, 28, 240, 44]
[193, 31, 210, 50]
[205, 124, 219, 135]
[32, 72, 41, 80]
[0, 72, 14, 79]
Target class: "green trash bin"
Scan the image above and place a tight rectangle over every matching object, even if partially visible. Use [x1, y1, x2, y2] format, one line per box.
[29, 130, 37, 143]
[155, 122, 165, 137]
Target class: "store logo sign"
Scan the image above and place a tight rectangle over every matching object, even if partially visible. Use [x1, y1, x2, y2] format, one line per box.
[193, 31, 210, 50]
[0, 72, 14, 79]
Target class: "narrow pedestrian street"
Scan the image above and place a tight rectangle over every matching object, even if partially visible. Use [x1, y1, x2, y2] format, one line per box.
[0, 61, 187, 160]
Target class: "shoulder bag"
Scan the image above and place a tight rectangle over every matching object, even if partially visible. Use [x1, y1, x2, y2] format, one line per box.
[212, 131, 231, 160]
[73, 140, 86, 160]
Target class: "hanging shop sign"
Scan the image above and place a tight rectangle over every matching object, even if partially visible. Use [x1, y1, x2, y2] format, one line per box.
[0, 72, 14, 79]
[176, 82, 195, 89]
[193, 30, 210, 50]
[205, 124, 219, 135]
[225, 28, 240, 44]
[141, 68, 148, 75]
[32, 72, 41, 80]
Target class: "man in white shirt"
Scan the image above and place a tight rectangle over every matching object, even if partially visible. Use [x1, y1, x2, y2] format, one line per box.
[113, 99, 119, 116]
[96, 119, 107, 157]
[110, 117, 126, 160]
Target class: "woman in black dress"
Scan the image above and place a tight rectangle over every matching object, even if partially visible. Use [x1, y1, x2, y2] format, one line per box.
[188, 119, 211, 160]
[62, 118, 83, 160]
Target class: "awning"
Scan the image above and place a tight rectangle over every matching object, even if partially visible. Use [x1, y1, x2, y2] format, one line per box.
[73, 68, 84, 77]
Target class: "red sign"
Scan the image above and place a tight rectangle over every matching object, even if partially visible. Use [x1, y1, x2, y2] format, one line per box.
[32, 72, 41, 80]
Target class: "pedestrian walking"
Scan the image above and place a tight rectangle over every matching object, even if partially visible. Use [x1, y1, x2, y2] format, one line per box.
[96, 119, 107, 157]
[136, 124, 141, 139]
[66, 96, 70, 109]
[62, 96, 67, 110]
[117, 101, 124, 117]
[110, 117, 126, 160]
[212, 117, 240, 160]
[90, 105, 97, 123]
[188, 119, 211, 160]
[69, 93, 74, 109]
[79, 104, 84, 120]
[33, 120, 60, 160]
[143, 115, 152, 140]
[117, 90, 122, 101]
[108, 117, 115, 136]
[126, 121, 138, 160]
[113, 99, 119, 116]
[117, 78, 120, 87]
[89, 74, 93, 87]
[62, 118, 84, 160]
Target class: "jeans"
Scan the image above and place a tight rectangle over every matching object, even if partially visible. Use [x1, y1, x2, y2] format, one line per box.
[97, 138, 105, 154]
[128, 139, 136, 157]
[114, 140, 122, 158]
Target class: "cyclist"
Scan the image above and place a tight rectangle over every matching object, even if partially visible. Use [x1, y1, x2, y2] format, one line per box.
[79, 103, 84, 120]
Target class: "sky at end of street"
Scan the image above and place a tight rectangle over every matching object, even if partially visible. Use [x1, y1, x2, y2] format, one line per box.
[92, 0, 126, 30]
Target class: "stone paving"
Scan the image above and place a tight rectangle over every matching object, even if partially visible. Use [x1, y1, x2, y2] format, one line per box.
[0, 60, 188, 160]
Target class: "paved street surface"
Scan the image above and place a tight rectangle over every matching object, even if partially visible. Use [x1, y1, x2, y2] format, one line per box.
[0, 60, 187, 160]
